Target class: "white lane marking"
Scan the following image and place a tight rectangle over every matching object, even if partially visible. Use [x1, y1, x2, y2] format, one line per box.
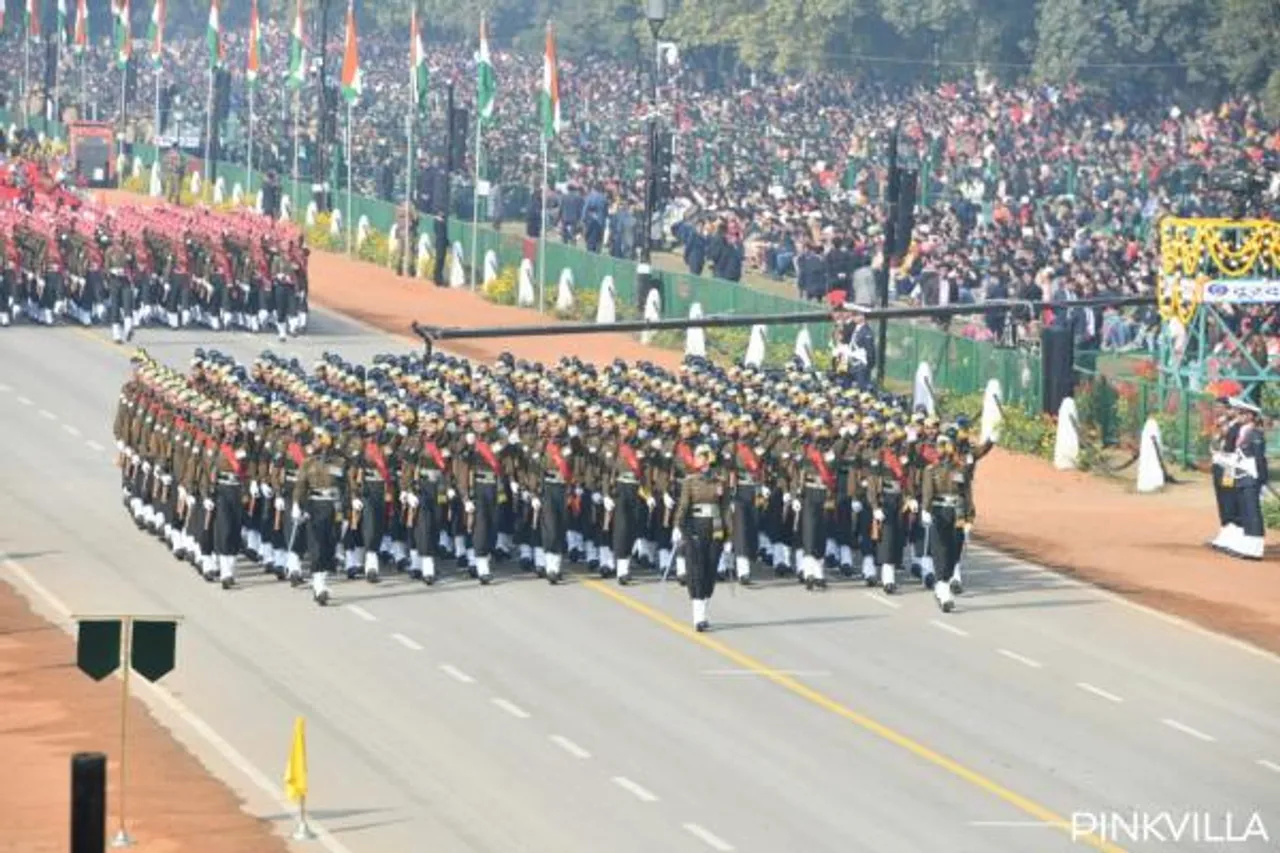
[868, 593, 902, 610]
[611, 776, 659, 803]
[967, 543, 1280, 666]
[1161, 718, 1216, 743]
[549, 735, 591, 759]
[439, 663, 475, 684]
[16, 395, 32, 405]
[1258, 759, 1280, 774]
[62, 423, 81, 437]
[683, 823, 735, 851]
[347, 604, 377, 622]
[702, 669, 830, 677]
[391, 633, 423, 651]
[1076, 682, 1124, 703]
[38, 408, 57, 420]
[86, 440, 104, 452]
[0, 555, 354, 853]
[491, 698, 530, 720]
[930, 619, 970, 637]
[997, 648, 1043, 669]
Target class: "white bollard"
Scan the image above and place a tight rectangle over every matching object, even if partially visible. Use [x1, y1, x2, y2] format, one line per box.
[305, 200, 318, 227]
[356, 215, 371, 249]
[686, 302, 707, 358]
[189, 169, 201, 196]
[449, 242, 466, 287]
[212, 176, 225, 205]
[148, 162, 162, 197]
[980, 379, 1003, 445]
[1136, 417, 1166, 493]
[640, 287, 662, 345]
[417, 233, 432, 271]
[232, 183, 244, 206]
[596, 275, 617, 324]
[483, 250, 499, 285]
[329, 209, 343, 238]
[132, 155, 143, 179]
[517, 259, 536, 307]
[913, 361, 936, 416]
[794, 327, 814, 368]
[555, 267, 575, 312]
[1054, 397, 1080, 471]
[280, 193, 293, 222]
[744, 324, 767, 367]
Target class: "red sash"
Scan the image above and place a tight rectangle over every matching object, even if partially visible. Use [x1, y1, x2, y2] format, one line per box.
[474, 440, 502, 476]
[883, 448, 908, 489]
[805, 445, 836, 491]
[920, 445, 940, 465]
[219, 444, 243, 480]
[735, 443, 761, 477]
[676, 441, 699, 473]
[423, 440, 447, 472]
[619, 443, 644, 479]
[364, 441, 391, 485]
[287, 441, 305, 469]
[546, 442, 572, 482]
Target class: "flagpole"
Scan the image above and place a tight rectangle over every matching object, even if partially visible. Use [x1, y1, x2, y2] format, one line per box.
[247, 84, 254, 197]
[291, 90, 299, 219]
[405, 112, 414, 276]
[55, 19, 62, 126]
[154, 61, 161, 144]
[204, 66, 213, 198]
[345, 100, 352, 255]
[23, 29, 30, 125]
[539, 133, 548, 314]
[469, 110, 480, 290]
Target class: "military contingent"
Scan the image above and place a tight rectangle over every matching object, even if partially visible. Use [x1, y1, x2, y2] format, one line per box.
[113, 343, 992, 629]
[0, 190, 308, 342]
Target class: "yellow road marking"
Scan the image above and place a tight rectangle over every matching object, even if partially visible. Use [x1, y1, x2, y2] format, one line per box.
[72, 326, 128, 356]
[583, 579, 1126, 853]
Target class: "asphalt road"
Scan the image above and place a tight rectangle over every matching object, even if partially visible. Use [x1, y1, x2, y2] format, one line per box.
[2, 312, 1279, 853]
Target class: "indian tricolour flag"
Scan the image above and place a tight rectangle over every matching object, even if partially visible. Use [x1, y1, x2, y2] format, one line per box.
[287, 0, 305, 89]
[410, 7, 428, 111]
[206, 0, 223, 69]
[339, 0, 361, 104]
[74, 0, 88, 54]
[114, 0, 131, 69]
[57, 0, 67, 43]
[247, 0, 261, 89]
[146, 0, 164, 67]
[539, 22, 561, 140]
[476, 14, 495, 123]
[27, 0, 40, 38]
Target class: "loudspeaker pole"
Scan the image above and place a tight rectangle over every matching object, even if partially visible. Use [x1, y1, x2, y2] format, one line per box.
[875, 125, 900, 389]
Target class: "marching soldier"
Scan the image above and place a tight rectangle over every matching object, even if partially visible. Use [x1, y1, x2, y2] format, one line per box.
[104, 230, 135, 344]
[461, 409, 502, 584]
[673, 442, 729, 631]
[208, 414, 249, 589]
[405, 405, 453, 583]
[606, 407, 648, 585]
[293, 422, 349, 605]
[727, 412, 764, 586]
[921, 432, 974, 613]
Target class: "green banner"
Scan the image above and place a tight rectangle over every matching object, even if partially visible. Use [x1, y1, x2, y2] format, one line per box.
[76, 620, 122, 682]
[130, 620, 177, 683]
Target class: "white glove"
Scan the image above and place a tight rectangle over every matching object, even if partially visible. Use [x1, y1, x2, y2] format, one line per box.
[561, 447, 573, 457]
[203, 498, 215, 511]
[447, 488, 457, 501]
[783, 492, 792, 504]
[646, 496, 657, 510]
[531, 497, 542, 511]
[291, 503, 302, 521]
[177, 486, 188, 503]
[274, 496, 286, 512]
[791, 499, 802, 513]
[873, 508, 885, 522]
[160, 474, 173, 486]
[142, 461, 152, 474]
[249, 480, 261, 499]
[906, 499, 920, 513]
[116, 439, 126, 453]
[261, 484, 273, 499]
[509, 434, 522, 446]
[186, 494, 196, 508]
[760, 486, 771, 500]
[592, 492, 603, 505]
[921, 511, 933, 527]
[603, 496, 616, 512]
[650, 438, 663, 450]
[852, 500, 864, 514]
[405, 493, 420, 509]
[465, 500, 475, 514]
[663, 493, 675, 510]
[824, 451, 836, 462]
[352, 498, 365, 512]
[574, 486, 584, 497]
[492, 442, 505, 454]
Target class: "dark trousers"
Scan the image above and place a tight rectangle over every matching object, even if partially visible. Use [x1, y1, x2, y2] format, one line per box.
[928, 505, 963, 582]
[306, 500, 339, 572]
[1237, 485, 1264, 537]
[684, 518, 718, 600]
[1213, 466, 1239, 526]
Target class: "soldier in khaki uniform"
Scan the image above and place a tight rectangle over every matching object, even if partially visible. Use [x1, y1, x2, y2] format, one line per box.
[293, 421, 349, 605]
[921, 432, 975, 613]
[673, 443, 729, 632]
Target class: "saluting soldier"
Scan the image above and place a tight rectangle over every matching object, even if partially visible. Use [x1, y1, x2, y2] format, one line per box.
[1209, 404, 1244, 552]
[1225, 398, 1268, 561]
[673, 443, 729, 632]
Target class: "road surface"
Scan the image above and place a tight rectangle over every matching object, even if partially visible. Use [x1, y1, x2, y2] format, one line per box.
[1, 312, 1278, 853]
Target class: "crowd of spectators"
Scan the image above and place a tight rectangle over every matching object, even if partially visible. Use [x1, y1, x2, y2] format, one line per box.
[2, 25, 1278, 361]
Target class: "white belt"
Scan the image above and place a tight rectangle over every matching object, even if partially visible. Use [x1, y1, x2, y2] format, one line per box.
[310, 487, 340, 501]
[691, 504, 717, 519]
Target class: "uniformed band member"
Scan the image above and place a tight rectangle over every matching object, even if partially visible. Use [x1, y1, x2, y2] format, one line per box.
[1211, 398, 1269, 561]
[116, 347, 999, 615]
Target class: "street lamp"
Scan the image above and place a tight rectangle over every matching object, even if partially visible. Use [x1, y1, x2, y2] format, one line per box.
[635, 0, 666, 310]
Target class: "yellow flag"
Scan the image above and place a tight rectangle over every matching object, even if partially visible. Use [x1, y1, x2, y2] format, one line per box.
[284, 717, 308, 803]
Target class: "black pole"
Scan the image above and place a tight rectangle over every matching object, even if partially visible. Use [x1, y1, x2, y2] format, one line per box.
[412, 295, 1155, 344]
[433, 82, 455, 287]
[637, 16, 662, 306]
[876, 127, 900, 388]
[70, 752, 107, 853]
[316, 0, 334, 211]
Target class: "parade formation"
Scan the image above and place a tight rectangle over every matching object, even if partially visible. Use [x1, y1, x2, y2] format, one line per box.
[0, 161, 309, 342]
[114, 345, 991, 629]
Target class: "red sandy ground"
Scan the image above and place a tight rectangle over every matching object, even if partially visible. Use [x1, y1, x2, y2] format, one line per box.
[3, 196, 1267, 852]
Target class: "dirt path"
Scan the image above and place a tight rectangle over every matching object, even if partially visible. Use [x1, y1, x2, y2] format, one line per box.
[0, 581, 290, 853]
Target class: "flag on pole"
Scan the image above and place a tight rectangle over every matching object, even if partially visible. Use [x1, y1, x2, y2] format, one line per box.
[57, 0, 67, 43]
[114, 0, 131, 69]
[476, 14, 495, 123]
[287, 0, 305, 89]
[247, 0, 262, 88]
[74, 0, 88, 54]
[206, 0, 223, 69]
[539, 22, 561, 140]
[410, 7, 428, 111]
[339, 0, 361, 104]
[27, 0, 40, 38]
[146, 0, 164, 67]
[283, 717, 308, 804]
